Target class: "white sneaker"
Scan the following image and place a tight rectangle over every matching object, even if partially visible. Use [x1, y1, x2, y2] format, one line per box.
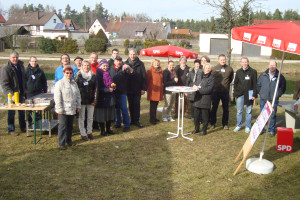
[162, 118, 168, 122]
[168, 117, 175, 122]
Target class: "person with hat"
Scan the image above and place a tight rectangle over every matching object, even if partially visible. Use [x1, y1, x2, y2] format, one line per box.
[94, 59, 117, 136]
[109, 56, 134, 132]
[54, 65, 81, 150]
[54, 54, 79, 83]
[74, 56, 83, 70]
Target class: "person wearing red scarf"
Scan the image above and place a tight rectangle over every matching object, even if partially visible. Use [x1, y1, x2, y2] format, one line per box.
[89, 52, 99, 74]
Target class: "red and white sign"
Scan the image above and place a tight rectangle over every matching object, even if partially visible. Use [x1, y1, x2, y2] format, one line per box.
[243, 32, 252, 41]
[287, 43, 297, 52]
[257, 35, 267, 44]
[277, 127, 293, 152]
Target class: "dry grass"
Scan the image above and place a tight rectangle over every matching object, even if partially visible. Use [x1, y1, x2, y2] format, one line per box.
[0, 94, 299, 200]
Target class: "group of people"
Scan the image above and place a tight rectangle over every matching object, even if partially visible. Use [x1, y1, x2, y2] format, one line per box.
[0, 50, 286, 150]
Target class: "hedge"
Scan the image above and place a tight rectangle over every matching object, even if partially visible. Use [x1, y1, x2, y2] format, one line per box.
[271, 49, 300, 60]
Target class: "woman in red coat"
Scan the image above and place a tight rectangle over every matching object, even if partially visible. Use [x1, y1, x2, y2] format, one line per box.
[147, 59, 164, 124]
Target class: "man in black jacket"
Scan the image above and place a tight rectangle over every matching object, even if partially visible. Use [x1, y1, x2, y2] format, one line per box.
[125, 49, 147, 128]
[108, 49, 119, 69]
[233, 57, 257, 133]
[110, 56, 134, 132]
[0, 51, 26, 136]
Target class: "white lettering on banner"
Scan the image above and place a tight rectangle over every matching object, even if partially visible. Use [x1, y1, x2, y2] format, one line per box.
[272, 39, 282, 48]
[243, 32, 251, 41]
[287, 43, 297, 52]
[153, 50, 160, 54]
[257, 35, 266, 44]
[277, 145, 292, 151]
[176, 51, 183, 56]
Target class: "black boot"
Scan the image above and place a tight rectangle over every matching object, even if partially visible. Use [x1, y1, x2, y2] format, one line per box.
[106, 121, 115, 135]
[100, 123, 107, 136]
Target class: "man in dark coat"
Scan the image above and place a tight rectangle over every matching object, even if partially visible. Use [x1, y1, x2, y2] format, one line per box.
[233, 57, 257, 133]
[210, 54, 234, 130]
[125, 49, 147, 128]
[25, 56, 47, 98]
[109, 56, 134, 132]
[0, 51, 26, 136]
[257, 60, 286, 137]
[108, 49, 119, 69]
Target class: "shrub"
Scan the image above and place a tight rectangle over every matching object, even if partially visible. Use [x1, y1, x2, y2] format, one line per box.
[52, 39, 64, 53]
[124, 47, 129, 55]
[143, 40, 170, 48]
[18, 37, 31, 52]
[143, 41, 153, 48]
[123, 39, 130, 48]
[38, 37, 56, 53]
[167, 33, 195, 39]
[179, 40, 192, 49]
[271, 49, 300, 60]
[95, 29, 108, 43]
[61, 39, 78, 53]
[85, 38, 107, 53]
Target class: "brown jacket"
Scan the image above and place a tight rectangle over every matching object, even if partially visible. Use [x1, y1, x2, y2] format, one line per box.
[147, 66, 164, 101]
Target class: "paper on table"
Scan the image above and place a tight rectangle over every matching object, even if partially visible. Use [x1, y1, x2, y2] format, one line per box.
[248, 90, 253, 100]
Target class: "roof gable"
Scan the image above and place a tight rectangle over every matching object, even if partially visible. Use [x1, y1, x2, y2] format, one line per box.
[171, 29, 191, 35]
[0, 14, 6, 23]
[106, 17, 134, 33]
[5, 11, 56, 26]
[63, 19, 80, 30]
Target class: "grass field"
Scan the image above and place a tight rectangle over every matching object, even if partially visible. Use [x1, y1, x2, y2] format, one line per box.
[0, 94, 299, 199]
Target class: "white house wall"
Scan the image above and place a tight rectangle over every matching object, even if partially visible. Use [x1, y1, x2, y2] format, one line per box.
[44, 14, 63, 30]
[199, 33, 272, 57]
[42, 31, 69, 39]
[89, 19, 109, 38]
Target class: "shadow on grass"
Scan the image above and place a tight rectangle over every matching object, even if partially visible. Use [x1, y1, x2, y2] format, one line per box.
[0, 134, 173, 199]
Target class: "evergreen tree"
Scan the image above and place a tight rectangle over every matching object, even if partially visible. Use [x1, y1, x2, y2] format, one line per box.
[273, 9, 283, 20]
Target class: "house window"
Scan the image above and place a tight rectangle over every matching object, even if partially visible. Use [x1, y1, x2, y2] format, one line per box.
[36, 26, 40, 32]
[136, 31, 143, 36]
[53, 19, 56, 23]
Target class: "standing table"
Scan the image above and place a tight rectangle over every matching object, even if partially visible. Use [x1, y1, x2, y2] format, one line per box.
[166, 86, 197, 141]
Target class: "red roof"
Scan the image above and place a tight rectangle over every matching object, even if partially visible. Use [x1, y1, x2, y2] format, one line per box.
[171, 29, 191, 35]
[253, 19, 300, 26]
[106, 17, 134, 33]
[63, 19, 80, 30]
[0, 14, 6, 23]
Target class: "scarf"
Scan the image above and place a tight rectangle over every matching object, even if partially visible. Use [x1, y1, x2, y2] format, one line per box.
[80, 69, 92, 81]
[100, 68, 113, 88]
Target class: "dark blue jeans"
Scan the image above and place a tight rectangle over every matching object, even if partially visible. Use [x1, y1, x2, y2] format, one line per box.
[115, 93, 130, 127]
[210, 92, 229, 126]
[260, 99, 278, 133]
[127, 93, 141, 124]
[8, 95, 26, 133]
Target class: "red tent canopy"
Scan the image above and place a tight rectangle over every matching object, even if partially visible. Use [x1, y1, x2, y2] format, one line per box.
[232, 21, 300, 55]
[140, 45, 198, 59]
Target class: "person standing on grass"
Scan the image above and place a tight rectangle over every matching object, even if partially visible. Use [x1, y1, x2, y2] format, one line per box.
[257, 60, 286, 137]
[0, 51, 26, 136]
[74, 56, 83, 71]
[162, 61, 178, 122]
[192, 63, 215, 136]
[185, 59, 202, 120]
[109, 56, 134, 133]
[174, 56, 190, 118]
[233, 57, 257, 134]
[89, 52, 99, 74]
[94, 59, 116, 136]
[147, 59, 164, 125]
[210, 54, 234, 130]
[125, 49, 147, 128]
[54, 54, 78, 83]
[108, 49, 119, 69]
[75, 60, 97, 141]
[54, 65, 81, 150]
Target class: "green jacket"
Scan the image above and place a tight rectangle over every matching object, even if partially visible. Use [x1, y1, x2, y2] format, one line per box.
[211, 64, 234, 93]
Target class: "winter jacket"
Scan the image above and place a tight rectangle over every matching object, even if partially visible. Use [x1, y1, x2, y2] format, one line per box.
[25, 64, 47, 98]
[186, 67, 202, 101]
[233, 66, 257, 105]
[91, 63, 99, 74]
[54, 77, 81, 115]
[1, 60, 26, 98]
[211, 64, 234, 93]
[109, 64, 133, 94]
[54, 65, 79, 83]
[147, 66, 164, 101]
[75, 71, 97, 105]
[174, 65, 190, 86]
[257, 69, 286, 103]
[193, 72, 215, 109]
[95, 68, 116, 108]
[125, 57, 147, 94]
[163, 68, 178, 94]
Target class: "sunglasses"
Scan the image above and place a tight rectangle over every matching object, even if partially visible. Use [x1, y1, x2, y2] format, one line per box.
[65, 72, 72, 74]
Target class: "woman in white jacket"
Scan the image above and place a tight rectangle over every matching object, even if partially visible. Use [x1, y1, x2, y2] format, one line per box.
[54, 65, 81, 150]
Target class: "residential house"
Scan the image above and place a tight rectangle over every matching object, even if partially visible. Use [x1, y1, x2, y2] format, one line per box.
[171, 28, 191, 35]
[253, 19, 300, 26]
[89, 18, 108, 37]
[63, 19, 81, 31]
[0, 14, 6, 26]
[118, 22, 171, 40]
[106, 17, 134, 38]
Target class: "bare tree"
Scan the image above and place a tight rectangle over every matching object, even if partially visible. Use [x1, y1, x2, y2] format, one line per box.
[199, 0, 257, 65]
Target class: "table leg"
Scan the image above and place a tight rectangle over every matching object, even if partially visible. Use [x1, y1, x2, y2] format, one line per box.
[25, 110, 29, 137]
[34, 111, 36, 144]
[39, 111, 42, 140]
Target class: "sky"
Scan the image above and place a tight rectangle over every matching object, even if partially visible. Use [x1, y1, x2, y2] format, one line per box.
[1, 0, 300, 21]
